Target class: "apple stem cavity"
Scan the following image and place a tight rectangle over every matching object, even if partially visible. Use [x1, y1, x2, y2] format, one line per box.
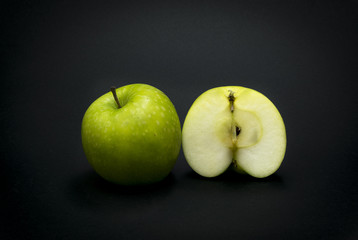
[110, 86, 121, 109]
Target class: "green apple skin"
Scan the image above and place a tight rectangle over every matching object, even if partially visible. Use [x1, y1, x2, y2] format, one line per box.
[81, 84, 181, 185]
[182, 86, 286, 178]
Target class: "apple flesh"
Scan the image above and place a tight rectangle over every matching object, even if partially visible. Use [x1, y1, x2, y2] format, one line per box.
[81, 84, 181, 185]
[182, 86, 286, 178]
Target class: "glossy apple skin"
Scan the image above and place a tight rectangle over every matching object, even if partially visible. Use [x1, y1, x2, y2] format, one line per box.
[81, 84, 181, 185]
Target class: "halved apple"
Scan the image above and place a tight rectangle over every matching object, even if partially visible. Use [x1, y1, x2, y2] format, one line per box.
[182, 86, 286, 178]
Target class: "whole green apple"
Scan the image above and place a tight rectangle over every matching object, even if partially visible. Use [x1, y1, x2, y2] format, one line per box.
[81, 84, 181, 185]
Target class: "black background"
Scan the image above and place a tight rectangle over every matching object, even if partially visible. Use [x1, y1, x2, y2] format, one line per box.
[2, 1, 358, 239]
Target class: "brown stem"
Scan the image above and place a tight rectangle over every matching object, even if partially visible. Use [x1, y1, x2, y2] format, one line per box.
[110, 86, 121, 108]
[228, 90, 235, 112]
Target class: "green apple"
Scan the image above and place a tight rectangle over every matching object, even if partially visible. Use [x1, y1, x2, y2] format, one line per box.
[81, 84, 181, 185]
[182, 86, 286, 178]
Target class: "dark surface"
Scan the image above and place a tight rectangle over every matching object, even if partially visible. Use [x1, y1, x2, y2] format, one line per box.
[1, 1, 358, 239]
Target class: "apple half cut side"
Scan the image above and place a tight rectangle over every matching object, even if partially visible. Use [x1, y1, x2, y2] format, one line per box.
[182, 86, 286, 178]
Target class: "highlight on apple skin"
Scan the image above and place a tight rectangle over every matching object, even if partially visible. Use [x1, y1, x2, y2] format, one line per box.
[81, 84, 182, 185]
[182, 86, 286, 178]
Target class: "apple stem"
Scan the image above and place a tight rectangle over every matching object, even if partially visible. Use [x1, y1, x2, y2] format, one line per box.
[228, 90, 235, 112]
[110, 86, 121, 109]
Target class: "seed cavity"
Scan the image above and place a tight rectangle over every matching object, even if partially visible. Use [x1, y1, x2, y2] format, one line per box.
[236, 126, 241, 136]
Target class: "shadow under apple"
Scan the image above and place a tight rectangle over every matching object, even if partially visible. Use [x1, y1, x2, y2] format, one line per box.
[186, 169, 283, 183]
[184, 169, 286, 193]
[67, 168, 176, 212]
